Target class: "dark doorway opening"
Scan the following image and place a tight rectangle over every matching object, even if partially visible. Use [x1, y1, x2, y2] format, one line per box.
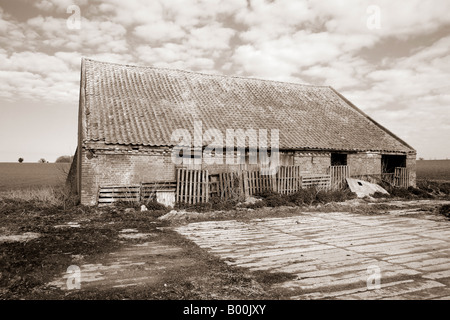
[331, 153, 347, 166]
[381, 154, 406, 173]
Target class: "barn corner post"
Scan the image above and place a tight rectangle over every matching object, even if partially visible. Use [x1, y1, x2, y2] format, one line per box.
[406, 151, 417, 187]
[76, 57, 86, 204]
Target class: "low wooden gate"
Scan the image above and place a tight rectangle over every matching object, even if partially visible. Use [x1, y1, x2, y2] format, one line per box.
[394, 167, 409, 188]
[329, 165, 350, 189]
[176, 168, 209, 204]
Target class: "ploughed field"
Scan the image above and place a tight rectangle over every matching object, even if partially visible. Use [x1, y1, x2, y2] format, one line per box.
[0, 163, 71, 191]
[417, 160, 450, 181]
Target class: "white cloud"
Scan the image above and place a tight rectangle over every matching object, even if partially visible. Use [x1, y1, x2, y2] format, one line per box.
[0, 0, 449, 158]
[34, 0, 88, 12]
[186, 24, 236, 51]
[133, 22, 186, 43]
[0, 51, 79, 102]
[135, 43, 215, 72]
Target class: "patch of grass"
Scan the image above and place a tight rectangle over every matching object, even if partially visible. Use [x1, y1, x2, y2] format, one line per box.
[316, 189, 357, 204]
[240, 200, 266, 210]
[439, 204, 450, 218]
[0, 185, 79, 210]
[372, 191, 388, 198]
[417, 180, 450, 195]
[252, 270, 296, 286]
[0, 197, 176, 299]
[377, 185, 436, 200]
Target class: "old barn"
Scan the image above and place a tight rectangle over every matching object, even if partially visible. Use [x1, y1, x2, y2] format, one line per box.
[68, 58, 416, 206]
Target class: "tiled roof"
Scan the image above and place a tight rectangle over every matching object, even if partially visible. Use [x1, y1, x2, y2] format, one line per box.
[80, 58, 414, 153]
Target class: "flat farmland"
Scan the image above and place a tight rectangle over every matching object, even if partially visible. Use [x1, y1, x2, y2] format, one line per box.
[0, 163, 71, 191]
[0, 160, 448, 191]
[417, 160, 450, 181]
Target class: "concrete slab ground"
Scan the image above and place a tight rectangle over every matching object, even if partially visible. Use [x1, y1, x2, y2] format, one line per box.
[175, 211, 450, 300]
[48, 230, 197, 291]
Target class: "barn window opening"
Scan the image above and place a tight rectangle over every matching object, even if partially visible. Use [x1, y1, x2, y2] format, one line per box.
[331, 153, 347, 166]
[381, 154, 406, 173]
[279, 152, 294, 166]
[179, 149, 201, 159]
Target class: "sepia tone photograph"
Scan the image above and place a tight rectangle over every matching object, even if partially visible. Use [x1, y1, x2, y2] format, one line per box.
[0, 0, 449, 310]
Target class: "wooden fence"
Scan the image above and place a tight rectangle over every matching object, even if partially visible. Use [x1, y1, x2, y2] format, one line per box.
[217, 171, 242, 199]
[276, 165, 301, 194]
[98, 166, 335, 206]
[176, 166, 332, 203]
[329, 165, 350, 190]
[176, 168, 209, 204]
[242, 170, 274, 197]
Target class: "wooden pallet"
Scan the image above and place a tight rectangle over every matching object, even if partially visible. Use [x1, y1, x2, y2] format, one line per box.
[141, 181, 176, 201]
[98, 185, 141, 205]
[302, 174, 331, 190]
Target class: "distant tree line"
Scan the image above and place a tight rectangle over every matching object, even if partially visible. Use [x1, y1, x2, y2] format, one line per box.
[17, 155, 73, 163]
[55, 155, 74, 163]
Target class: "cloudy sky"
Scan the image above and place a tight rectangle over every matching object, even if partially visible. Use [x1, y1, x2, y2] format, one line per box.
[0, 0, 449, 162]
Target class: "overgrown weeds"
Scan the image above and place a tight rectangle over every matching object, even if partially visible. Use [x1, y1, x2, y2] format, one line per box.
[439, 204, 450, 218]
[241, 188, 357, 209]
[0, 185, 78, 209]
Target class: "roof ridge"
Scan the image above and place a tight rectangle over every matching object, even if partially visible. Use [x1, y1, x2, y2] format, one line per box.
[82, 57, 332, 90]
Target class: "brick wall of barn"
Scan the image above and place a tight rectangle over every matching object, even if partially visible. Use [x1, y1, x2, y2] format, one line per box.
[79, 147, 416, 205]
[80, 148, 175, 206]
[347, 152, 382, 177]
[293, 151, 331, 175]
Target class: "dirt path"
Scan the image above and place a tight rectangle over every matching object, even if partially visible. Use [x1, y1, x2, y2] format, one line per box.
[46, 227, 198, 292]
